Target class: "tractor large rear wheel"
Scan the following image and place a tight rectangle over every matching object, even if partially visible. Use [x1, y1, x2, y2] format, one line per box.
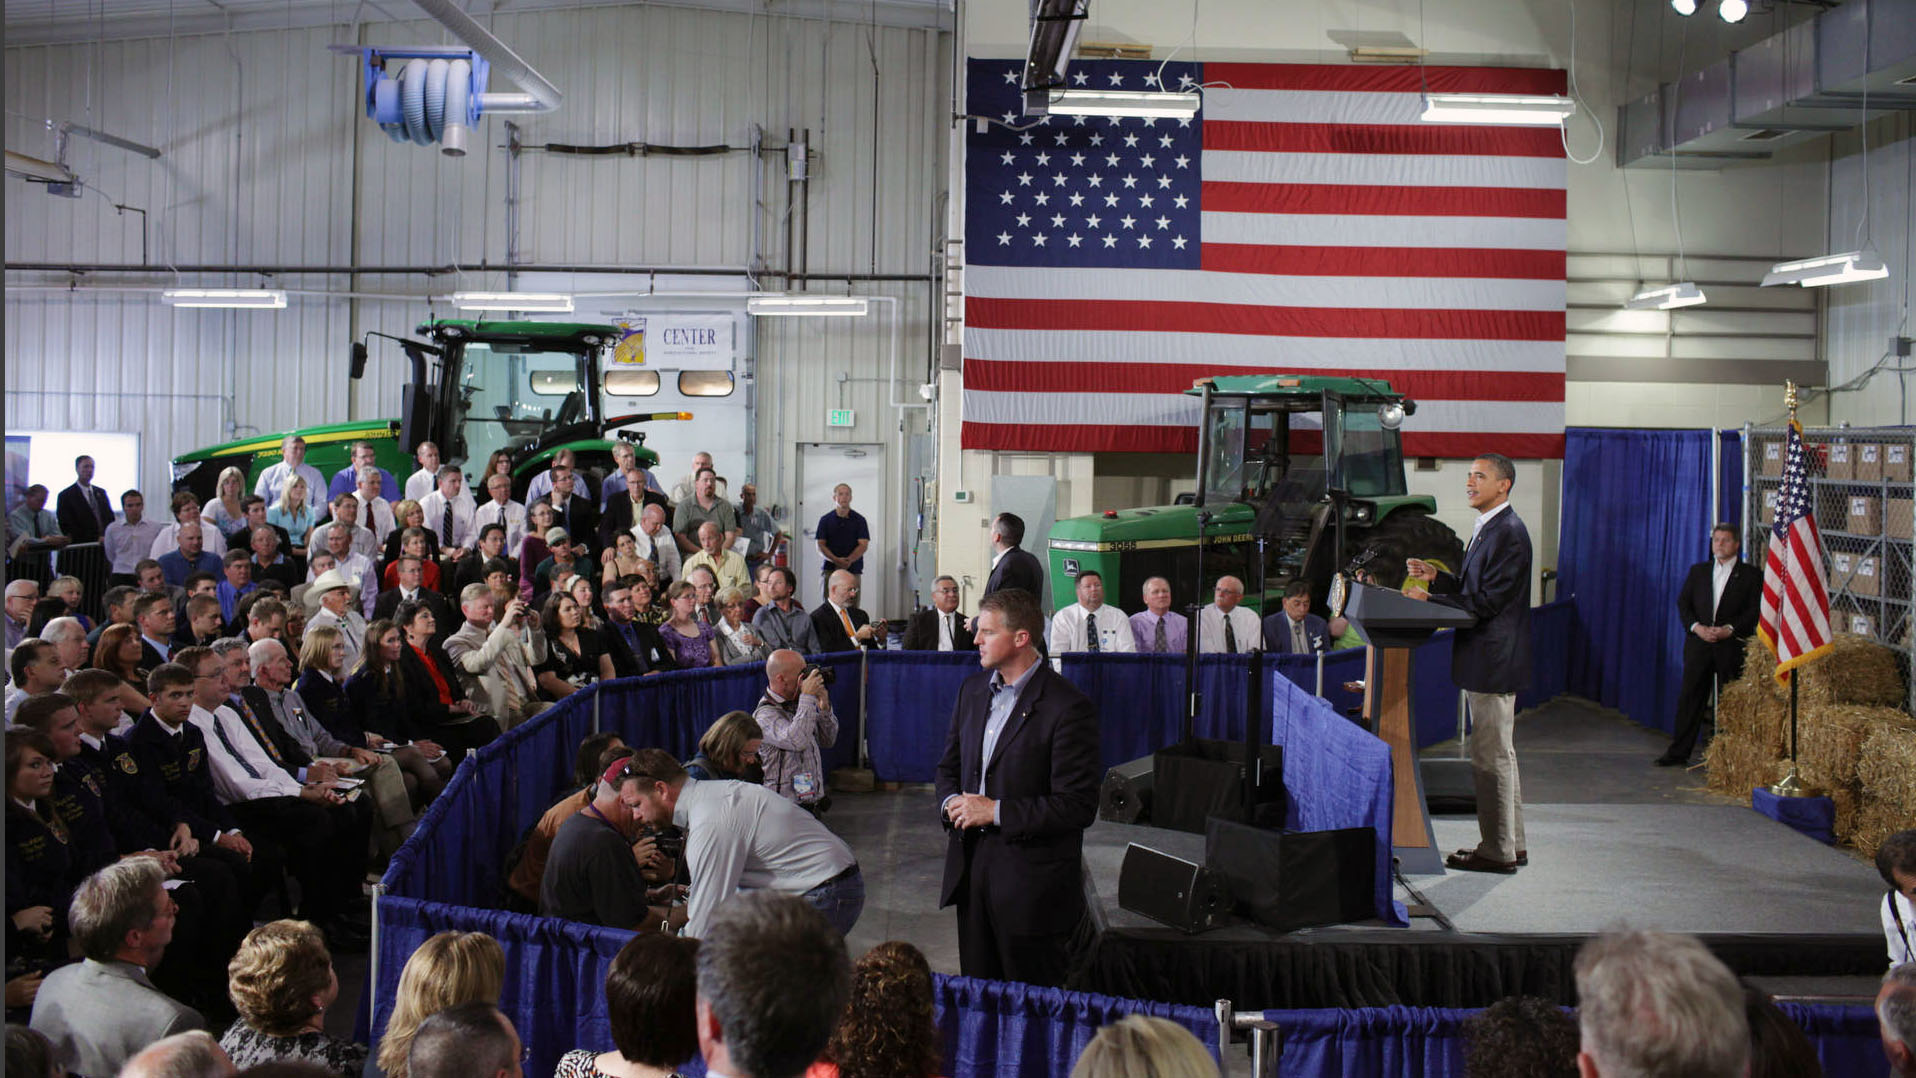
[1351, 510, 1465, 589]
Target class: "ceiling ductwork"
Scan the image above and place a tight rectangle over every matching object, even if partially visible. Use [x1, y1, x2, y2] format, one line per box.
[1618, 0, 1916, 168]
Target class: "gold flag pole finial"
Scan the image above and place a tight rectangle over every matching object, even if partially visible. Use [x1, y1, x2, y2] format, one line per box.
[1784, 380, 1799, 418]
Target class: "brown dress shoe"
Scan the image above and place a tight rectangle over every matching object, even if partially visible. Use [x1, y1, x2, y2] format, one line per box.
[1446, 850, 1519, 874]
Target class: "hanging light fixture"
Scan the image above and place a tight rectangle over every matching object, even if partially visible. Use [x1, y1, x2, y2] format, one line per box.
[1419, 93, 1576, 126]
[1670, 0, 1697, 13]
[1624, 281, 1708, 309]
[1761, 249, 1890, 288]
[161, 288, 287, 309]
[1718, 0, 1748, 22]
[450, 291, 575, 313]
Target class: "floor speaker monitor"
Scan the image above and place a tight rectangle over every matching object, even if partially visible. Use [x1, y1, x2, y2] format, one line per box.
[1117, 843, 1231, 934]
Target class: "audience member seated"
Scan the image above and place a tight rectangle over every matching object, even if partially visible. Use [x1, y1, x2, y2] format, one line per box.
[689, 712, 762, 781]
[217, 549, 258, 626]
[416, 466, 476, 569]
[1882, 829, 1916, 969]
[658, 582, 719, 669]
[716, 587, 770, 667]
[243, 597, 292, 653]
[808, 941, 939, 1078]
[327, 440, 399, 503]
[599, 441, 665, 509]
[43, 576, 91, 633]
[307, 494, 379, 563]
[694, 891, 848, 1078]
[182, 571, 221, 619]
[381, 529, 444, 596]
[1574, 929, 1747, 1078]
[1070, 1016, 1216, 1078]
[634, 503, 681, 586]
[159, 524, 223, 589]
[374, 556, 453, 642]
[623, 749, 861, 938]
[174, 595, 225, 650]
[395, 600, 499, 758]
[1049, 570, 1134, 655]
[266, 477, 318, 556]
[89, 584, 136, 647]
[450, 524, 507, 598]
[352, 467, 398, 548]
[403, 442, 443, 504]
[6, 1025, 60, 1078]
[7, 485, 68, 560]
[135, 560, 186, 610]
[536, 593, 614, 699]
[531, 527, 587, 603]
[555, 932, 700, 1078]
[372, 930, 505, 1078]
[599, 530, 647, 587]
[218, 920, 365, 1076]
[1883, 963, 1916, 1078]
[247, 527, 301, 592]
[232, 638, 381, 797]
[38, 617, 89, 679]
[472, 474, 527, 558]
[506, 741, 672, 911]
[544, 467, 601, 560]
[670, 452, 725, 508]
[24, 597, 67, 641]
[231, 495, 292, 555]
[540, 757, 683, 932]
[1742, 983, 1822, 1078]
[524, 448, 578, 507]
[406, 1001, 521, 1078]
[445, 584, 547, 730]
[107, 490, 165, 587]
[810, 571, 878, 653]
[7, 728, 83, 968]
[118, 1030, 235, 1078]
[201, 468, 250, 539]
[672, 468, 737, 558]
[380, 503, 440, 573]
[132, 592, 179, 680]
[517, 503, 556, 598]
[29, 858, 203, 1077]
[601, 577, 678, 678]
[7, 641, 65, 720]
[1462, 996, 1577, 1078]
[344, 620, 454, 804]
[304, 572, 368, 673]
[254, 436, 326, 509]
[151, 493, 227, 561]
[483, 558, 519, 616]
[89, 623, 153, 716]
[902, 576, 970, 653]
[684, 521, 750, 595]
[568, 574, 603, 630]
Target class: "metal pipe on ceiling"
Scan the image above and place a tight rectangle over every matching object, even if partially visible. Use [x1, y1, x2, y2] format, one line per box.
[4, 262, 934, 281]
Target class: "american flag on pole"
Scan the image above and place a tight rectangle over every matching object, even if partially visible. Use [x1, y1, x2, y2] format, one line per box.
[961, 59, 1568, 457]
[1758, 419, 1834, 680]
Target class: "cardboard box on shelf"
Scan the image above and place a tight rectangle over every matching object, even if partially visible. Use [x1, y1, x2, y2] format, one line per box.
[1889, 498, 1914, 541]
[1762, 440, 1785, 477]
[1848, 495, 1882, 536]
[1855, 554, 1881, 597]
[1857, 443, 1884, 481]
[1831, 550, 1855, 589]
[1827, 442, 1854, 479]
[1761, 489, 1779, 525]
[1848, 611, 1877, 638]
[1888, 443, 1913, 482]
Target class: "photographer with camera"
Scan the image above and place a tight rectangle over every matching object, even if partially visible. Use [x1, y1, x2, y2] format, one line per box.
[753, 649, 839, 815]
[540, 756, 687, 933]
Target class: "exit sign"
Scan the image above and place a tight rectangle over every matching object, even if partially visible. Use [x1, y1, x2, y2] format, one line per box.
[827, 408, 856, 427]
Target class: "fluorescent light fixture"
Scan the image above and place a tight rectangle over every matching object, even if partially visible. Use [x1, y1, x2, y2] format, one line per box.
[1420, 93, 1577, 126]
[1761, 249, 1890, 288]
[450, 291, 575, 313]
[1718, 0, 1748, 22]
[746, 295, 869, 317]
[1624, 282, 1708, 310]
[1035, 89, 1202, 119]
[161, 288, 287, 309]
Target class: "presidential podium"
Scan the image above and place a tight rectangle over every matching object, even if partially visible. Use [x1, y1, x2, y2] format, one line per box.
[1343, 582, 1476, 875]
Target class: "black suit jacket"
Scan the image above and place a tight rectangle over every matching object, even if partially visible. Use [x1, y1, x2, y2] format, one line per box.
[933, 661, 1101, 931]
[902, 607, 974, 651]
[602, 617, 681, 679]
[236, 686, 315, 774]
[1678, 559, 1760, 671]
[1429, 507, 1533, 695]
[373, 587, 455, 644]
[546, 496, 601, 556]
[56, 483, 113, 543]
[811, 602, 871, 653]
[985, 546, 1046, 600]
[124, 712, 238, 842]
[597, 490, 668, 550]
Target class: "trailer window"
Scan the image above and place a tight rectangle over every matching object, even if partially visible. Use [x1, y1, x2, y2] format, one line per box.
[605, 370, 661, 396]
[679, 371, 735, 397]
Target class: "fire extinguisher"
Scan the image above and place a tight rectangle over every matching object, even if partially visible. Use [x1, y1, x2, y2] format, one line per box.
[773, 537, 789, 568]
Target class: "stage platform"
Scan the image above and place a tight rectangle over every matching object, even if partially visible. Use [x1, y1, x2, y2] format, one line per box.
[835, 695, 1892, 1012]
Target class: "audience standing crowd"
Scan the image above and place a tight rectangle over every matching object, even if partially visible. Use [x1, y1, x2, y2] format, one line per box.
[8, 447, 1916, 1078]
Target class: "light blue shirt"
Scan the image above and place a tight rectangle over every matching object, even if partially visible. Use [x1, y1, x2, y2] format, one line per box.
[976, 657, 1043, 826]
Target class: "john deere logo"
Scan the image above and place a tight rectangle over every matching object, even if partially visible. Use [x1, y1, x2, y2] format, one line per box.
[1063, 558, 1081, 576]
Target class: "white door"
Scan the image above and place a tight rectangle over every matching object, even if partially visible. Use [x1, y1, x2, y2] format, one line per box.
[798, 444, 888, 620]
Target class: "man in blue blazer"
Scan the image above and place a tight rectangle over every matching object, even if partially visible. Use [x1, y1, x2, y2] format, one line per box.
[935, 587, 1101, 986]
[1262, 580, 1330, 655]
[1408, 453, 1532, 874]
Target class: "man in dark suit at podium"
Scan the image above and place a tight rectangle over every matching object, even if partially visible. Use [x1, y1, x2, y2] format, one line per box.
[1408, 453, 1532, 875]
[1658, 524, 1761, 767]
[935, 588, 1100, 986]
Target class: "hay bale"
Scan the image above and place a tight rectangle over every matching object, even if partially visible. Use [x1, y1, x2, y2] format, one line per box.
[1739, 635, 1781, 696]
[1858, 720, 1916, 813]
[1716, 681, 1787, 758]
[1703, 734, 1784, 798]
[1829, 787, 1860, 843]
[1850, 801, 1916, 861]
[1796, 705, 1904, 792]
[1798, 634, 1907, 708]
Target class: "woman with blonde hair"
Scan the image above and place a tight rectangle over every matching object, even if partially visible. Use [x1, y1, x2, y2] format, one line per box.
[203, 465, 249, 536]
[372, 931, 506, 1078]
[1069, 1016, 1217, 1078]
[221, 920, 367, 1075]
[269, 475, 318, 556]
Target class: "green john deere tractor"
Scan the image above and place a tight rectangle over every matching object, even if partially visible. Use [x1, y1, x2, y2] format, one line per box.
[171, 319, 689, 504]
[1046, 375, 1464, 615]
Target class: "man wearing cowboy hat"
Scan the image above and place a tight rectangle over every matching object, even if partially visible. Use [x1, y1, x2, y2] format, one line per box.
[305, 568, 369, 674]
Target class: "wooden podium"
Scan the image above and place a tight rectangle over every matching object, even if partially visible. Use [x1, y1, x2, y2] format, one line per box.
[1342, 582, 1476, 876]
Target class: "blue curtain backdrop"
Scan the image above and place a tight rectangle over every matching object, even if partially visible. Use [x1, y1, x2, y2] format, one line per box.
[1560, 428, 1713, 733]
[1719, 428, 1744, 532]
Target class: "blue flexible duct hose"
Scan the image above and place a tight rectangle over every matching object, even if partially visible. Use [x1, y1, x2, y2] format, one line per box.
[424, 58, 449, 142]
[442, 58, 472, 157]
[401, 58, 430, 146]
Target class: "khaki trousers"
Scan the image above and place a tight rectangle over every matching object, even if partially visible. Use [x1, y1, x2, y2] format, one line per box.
[1466, 690, 1526, 862]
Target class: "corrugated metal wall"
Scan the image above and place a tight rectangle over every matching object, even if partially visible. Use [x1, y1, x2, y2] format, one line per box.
[1825, 114, 1916, 428]
[5, 6, 949, 520]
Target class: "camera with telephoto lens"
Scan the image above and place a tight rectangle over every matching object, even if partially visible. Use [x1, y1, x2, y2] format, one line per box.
[801, 663, 836, 686]
[644, 826, 685, 860]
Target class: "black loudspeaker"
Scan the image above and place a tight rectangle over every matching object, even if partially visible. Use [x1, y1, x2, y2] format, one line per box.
[1117, 844, 1231, 934]
[1203, 818, 1376, 932]
[1099, 756, 1155, 823]
[1420, 757, 1477, 814]
[1151, 738, 1284, 834]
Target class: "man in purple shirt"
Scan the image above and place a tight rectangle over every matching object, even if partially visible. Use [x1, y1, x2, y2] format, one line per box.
[1128, 576, 1188, 654]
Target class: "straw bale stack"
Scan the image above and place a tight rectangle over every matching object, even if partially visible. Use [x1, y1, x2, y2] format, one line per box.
[1797, 705, 1905, 792]
[1734, 633, 1905, 707]
[1851, 802, 1914, 861]
[1716, 680, 1786, 757]
[1856, 720, 1916, 857]
[1702, 733, 1783, 799]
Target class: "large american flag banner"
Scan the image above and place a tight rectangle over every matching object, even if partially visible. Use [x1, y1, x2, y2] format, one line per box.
[1758, 419, 1833, 680]
[961, 59, 1568, 457]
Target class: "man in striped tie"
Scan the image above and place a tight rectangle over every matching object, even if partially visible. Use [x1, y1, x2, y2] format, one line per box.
[1128, 577, 1188, 654]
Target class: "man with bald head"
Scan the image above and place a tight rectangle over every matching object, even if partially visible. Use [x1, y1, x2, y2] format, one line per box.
[158, 522, 221, 588]
[810, 570, 879, 653]
[634, 502, 682, 584]
[684, 520, 750, 594]
[753, 649, 839, 813]
[1198, 575, 1261, 654]
[118, 1030, 235, 1078]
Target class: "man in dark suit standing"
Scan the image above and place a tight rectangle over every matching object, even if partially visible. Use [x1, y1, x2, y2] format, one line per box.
[902, 575, 974, 651]
[984, 513, 1046, 600]
[1408, 453, 1532, 874]
[56, 455, 115, 544]
[1658, 523, 1761, 767]
[935, 588, 1101, 986]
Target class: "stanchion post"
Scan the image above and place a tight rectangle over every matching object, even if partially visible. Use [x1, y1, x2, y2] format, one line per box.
[1247, 1019, 1279, 1078]
[368, 881, 385, 1039]
[1314, 651, 1325, 698]
[591, 686, 601, 735]
[858, 646, 870, 770]
[1455, 688, 1469, 760]
[1212, 999, 1232, 1063]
